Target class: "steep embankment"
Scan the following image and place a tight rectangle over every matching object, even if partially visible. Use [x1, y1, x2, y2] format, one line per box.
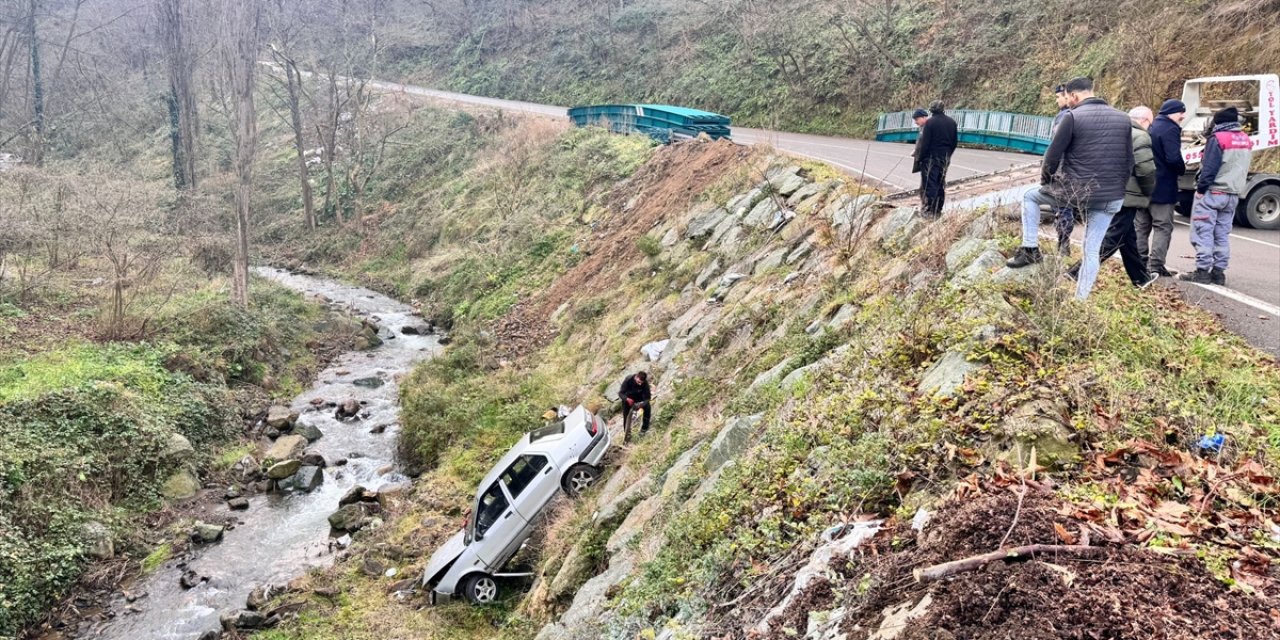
[388, 0, 1280, 136]
[247, 111, 1280, 640]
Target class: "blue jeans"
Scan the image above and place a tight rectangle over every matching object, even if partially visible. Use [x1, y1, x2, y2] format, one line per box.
[1021, 186, 1122, 300]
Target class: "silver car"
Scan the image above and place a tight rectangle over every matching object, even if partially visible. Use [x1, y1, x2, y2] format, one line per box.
[422, 405, 611, 604]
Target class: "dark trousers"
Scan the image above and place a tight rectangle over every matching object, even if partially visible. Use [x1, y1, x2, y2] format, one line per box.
[621, 400, 650, 441]
[920, 157, 949, 216]
[1070, 206, 1149, 285]
[1054, 207, 1079, 245]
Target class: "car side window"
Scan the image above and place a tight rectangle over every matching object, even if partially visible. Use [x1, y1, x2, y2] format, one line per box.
[474, 482, 508, 538]
[501, 455, 549, 499]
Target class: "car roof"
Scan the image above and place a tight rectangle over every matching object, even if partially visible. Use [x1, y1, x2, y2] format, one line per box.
[473, 405, 592, 494]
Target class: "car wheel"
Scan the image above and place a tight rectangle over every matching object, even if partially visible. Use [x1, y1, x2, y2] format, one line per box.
[1241, 184, 1280, 230]
[562, 464, 600, 497]
[461, 573, 498, 605]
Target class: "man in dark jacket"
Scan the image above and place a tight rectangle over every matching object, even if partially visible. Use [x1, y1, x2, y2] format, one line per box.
[1143, 99, 1188, 276]
[910, 108, 930, 174]
[1006, 77, 1134, 300]
[914, 100, 958, 218]
[1050, 83, 1080, 256]
[1067, 106, 1158, 288]
[618, 371, 652, 442]
[1178, 107, 1252, 285]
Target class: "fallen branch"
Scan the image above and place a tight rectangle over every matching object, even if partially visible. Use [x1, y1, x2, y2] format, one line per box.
[913, 544, 1107, 583]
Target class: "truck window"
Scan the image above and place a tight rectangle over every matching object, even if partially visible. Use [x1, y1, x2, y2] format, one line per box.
[474, 482, 508, 538]
[501, 455, 549, 498]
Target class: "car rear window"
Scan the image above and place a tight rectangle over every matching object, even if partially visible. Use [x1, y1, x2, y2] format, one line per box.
[501, 455, 549, 498]
[475, 482, 508, 537]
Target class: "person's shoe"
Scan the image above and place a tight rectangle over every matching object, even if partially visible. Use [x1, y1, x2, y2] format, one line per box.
[1210, 268, 1226, 286]
[1006, 247, 1043, 269]
[1064, 265, 1080, 281]
[1153, 266, 1176, 278]
[1177, 269, 1212, 284]
[1057, 237, 1071, 256]
[1137, 272, 1160, 290]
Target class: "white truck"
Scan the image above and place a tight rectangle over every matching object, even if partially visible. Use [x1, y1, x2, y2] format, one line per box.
[1176, 74, 1280, 230]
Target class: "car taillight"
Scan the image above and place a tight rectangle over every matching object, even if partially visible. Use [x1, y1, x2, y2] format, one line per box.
[588, 417, 599, 436]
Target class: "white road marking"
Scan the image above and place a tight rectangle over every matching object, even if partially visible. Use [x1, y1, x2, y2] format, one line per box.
[1188, 282, 1280, 317]
[1172, 219, 1280, 249]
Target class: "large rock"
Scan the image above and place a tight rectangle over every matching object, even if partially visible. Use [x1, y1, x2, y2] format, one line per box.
[294, 423, 324, 443]
[993, 399, 1079, 469]
[265, 406, 298, 429]
[339, 484, 374, 507]
[743, 198, 781, 228]
[695, 259, 723, 290]
[686, 206, 730, 240]
[595, 474, 653, 524]
[660, 443, 705, 498]
[163, 433, 195, 461]
[750, 359, 792, 389]
[918, 350, 981, 397]
[826, 303, 857, 329]
[993, 263, 1051, 287]
[267, 459, 302, 480]
[263, 435, 307, 463]
[707, 214, 739, 247]
[328, 503, 375, 532]
[945, 238, 998, 272]
[192, 522, 225, 543]
[606, 493, 662, 555]
[753, 247, 789, 276]
[726, 188, 764, 216]
[706, 414, 763, 473]
[81, 521, 114, 560]
[786, 181, 832, 207]
[880, 207, 922, 247]
[952, 249, 1007, 287]
[292, 465, 324, 492]
[716, 225, 747, 254]
[161, 469, 200, 500]
[764, 165, 805, 196]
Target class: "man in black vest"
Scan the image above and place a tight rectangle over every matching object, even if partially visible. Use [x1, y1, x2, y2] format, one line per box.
[1006, 77, 1133, 300]
[914, 100, 958, 218]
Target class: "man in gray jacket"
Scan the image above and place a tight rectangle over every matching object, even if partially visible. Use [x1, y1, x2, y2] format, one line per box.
[1178, 107, 1253, 285]
[1067, 106, 1158, 288]
[1006, 77, 1134, 300]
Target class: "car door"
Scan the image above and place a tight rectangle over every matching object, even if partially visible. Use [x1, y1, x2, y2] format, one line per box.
[502, 454, 559, 522]
[471, 480, 529, 569]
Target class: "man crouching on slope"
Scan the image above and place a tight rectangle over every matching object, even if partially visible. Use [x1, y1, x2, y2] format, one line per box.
[1005, 76, 1133, 300]
[1178, 107, 1252, 286]
[619, 371, 652, 443]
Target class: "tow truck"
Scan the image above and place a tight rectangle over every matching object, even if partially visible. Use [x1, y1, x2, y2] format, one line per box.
[1176, 74, 1280, 230]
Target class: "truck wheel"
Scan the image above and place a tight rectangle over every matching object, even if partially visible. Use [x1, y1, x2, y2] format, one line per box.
[562, 464, 600, 497]
[461, 573, 498, 605]
[1241, 184, 1280, 230]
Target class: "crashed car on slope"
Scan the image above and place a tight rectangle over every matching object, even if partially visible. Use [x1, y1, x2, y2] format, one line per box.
[422, 405, 610, 604]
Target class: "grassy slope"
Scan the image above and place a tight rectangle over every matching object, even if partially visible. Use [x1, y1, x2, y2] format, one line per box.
[249, 109, 1280, 638]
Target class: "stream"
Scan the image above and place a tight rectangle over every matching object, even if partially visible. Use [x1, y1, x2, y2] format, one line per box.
[83, 267, 439, 639]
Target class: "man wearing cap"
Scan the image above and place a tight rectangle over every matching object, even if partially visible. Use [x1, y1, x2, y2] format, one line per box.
[1144, 99, 1188, 277]
[914, 100, 958, 218]
[1178, 107, 1251, 285]
[910, 108, 930, 175]
[1051, 84, 1080, 256]
[1006, 77, 1133, 300]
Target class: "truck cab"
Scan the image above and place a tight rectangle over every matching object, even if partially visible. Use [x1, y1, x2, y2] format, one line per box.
[1175, 74, 1280, 230]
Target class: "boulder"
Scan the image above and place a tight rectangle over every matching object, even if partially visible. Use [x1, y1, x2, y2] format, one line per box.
[685, 206, 730, 240]
[880, 207, 922, 247]
[228, 497, 250, 511]
[694, 258, 722, 290]
[300, 452, 327, 468]
[764, 165, 805, 196]
[992, 399, 1079, 469]
[292, 466, 324, 492]
[918, 350, 981, 397]
[339, 484, 373, 507]
[335, 399, 361, 420]
[786, 181, 832, 207]
[352, 376, 385, 389]
[660, 227, 681, 247]
[353, 325, 382, 350]
[606, 494, 662, 555]
[953, 249, 1007, 287]
[294, 423, 324, 443]
[786, 240, 814, 265]
[716, 225, 747, 254]
[180, 569, 205, 590]
[191, 522, 225, 543]
[161, 469, 200, 501]
[220, 609, 268, 630]
[246, 584, 281, 611]
[267, 459, 302, 480]
[992, 263, 1051, 287]
[377, 482, 411, 507]
[827, 303, 856, 329]
[945, 238, 998, 272]
[328, 503, 376, 532]
[726, 188, 764, 216]
[163, 433, 195, 461]
[265, 406, 298, 429]
[660, 443, 705, 498]
[743, 198, 781, 228]
[753, 247, 789, 276]
[81, 521, 114, 560]
[263, 434, 307, 463]
[707, 214, 739, 247]
[706, 414, 763, 473]
[750, 359, 791, 389]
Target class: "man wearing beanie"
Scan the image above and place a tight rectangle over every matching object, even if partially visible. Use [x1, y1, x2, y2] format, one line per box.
[911, 108, 930, 175]
[1145, 99, 1188, 276]
[1179, 107, 1252, 285]
[915, 100, 958, 218]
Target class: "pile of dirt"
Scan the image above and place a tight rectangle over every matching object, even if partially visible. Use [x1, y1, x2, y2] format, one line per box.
[805, 492, 1280, 640]
[493, 137, 757, 357]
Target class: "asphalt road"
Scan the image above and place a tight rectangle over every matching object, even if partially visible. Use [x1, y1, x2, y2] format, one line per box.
[372, 80, 1279, 356]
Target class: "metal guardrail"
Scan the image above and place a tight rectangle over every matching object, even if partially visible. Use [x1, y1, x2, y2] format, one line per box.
[568, 104, 732, 143]
[876, 109, 1053, 154]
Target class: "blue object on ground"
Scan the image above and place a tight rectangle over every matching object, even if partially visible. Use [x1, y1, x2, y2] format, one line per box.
[1198, 433, 1225, 452]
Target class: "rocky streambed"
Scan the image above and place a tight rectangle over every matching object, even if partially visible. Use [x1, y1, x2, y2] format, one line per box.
[80, 268, 439, 640]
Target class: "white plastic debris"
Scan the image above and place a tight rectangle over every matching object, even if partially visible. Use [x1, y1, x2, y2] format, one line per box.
[640, 339, 670, 362]
[911, 507, 931, 532]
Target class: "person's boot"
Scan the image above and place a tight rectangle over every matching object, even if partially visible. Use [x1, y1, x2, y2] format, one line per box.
[1177, 269, 1212, 284]
[1006, 247, 1043, 269]
[1152, 266, 1176, 278]
[1210, 268, 1226, 286]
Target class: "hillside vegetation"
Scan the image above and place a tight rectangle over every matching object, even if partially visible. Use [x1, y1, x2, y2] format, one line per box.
[391, 0, 1280, 136]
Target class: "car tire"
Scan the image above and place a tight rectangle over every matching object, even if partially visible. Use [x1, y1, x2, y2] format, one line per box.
[562, 464, 601, 498]
[1241, 184, 1280, 230]
[461, 573, 499, 605]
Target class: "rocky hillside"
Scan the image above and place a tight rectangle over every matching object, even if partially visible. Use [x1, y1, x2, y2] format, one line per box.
[389, 0, 1280, 136]
[247, 109, 1280, 639]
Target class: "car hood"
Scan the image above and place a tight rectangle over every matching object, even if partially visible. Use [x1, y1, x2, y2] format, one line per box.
[422, 530, 467, 587]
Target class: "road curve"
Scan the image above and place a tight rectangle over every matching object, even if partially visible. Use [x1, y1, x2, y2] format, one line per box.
[372, 79, 1279, 356]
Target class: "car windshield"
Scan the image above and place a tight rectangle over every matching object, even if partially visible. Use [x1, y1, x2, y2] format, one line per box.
[501, 455, 548, 498]
[474, 482, 508, 539]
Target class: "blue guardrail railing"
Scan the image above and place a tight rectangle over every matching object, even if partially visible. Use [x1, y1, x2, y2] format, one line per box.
[876, 110, 1053, 155]
[568, 104, 732, 144]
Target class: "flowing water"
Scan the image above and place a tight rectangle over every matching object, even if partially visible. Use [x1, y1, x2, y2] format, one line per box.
[84, 267, 439, 639]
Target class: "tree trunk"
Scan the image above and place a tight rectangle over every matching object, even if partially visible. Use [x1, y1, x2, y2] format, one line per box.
[27, 0, 44, 167]
[286, 60, 315, 230]
[160, 0, 199, 190]
[225, 0, 259, 307]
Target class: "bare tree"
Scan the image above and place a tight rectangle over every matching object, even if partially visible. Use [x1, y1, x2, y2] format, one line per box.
[158, 0, 199, 189]
[220, 0, 260, 307]
[268, 43, 317, 230]
[26, 0, 44, 166]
